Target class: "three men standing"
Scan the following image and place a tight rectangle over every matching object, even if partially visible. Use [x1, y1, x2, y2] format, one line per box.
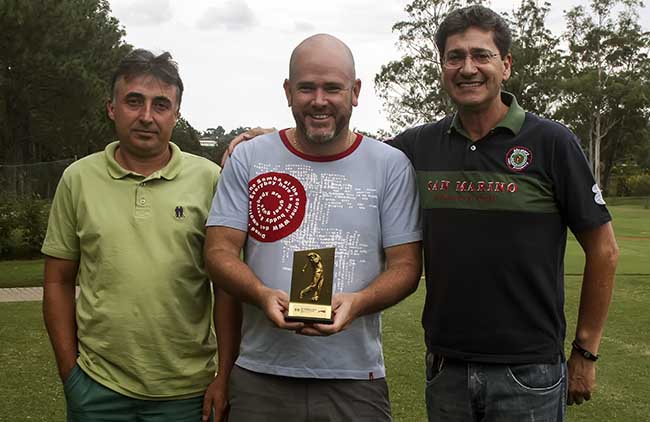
[42, 5, 619, 422]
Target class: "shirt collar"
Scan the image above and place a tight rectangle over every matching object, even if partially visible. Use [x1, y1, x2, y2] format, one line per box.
[105, 141, 183, 181]
[449, 91, 526, 138]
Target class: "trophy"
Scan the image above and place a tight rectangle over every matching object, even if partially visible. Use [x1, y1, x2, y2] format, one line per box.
[286, 247, 335, 324]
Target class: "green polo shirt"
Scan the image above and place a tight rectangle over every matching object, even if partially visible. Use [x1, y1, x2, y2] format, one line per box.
[42, 141, 220, 399]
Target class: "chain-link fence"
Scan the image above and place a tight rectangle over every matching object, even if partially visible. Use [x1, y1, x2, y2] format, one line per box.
[0, 158, 74, 199]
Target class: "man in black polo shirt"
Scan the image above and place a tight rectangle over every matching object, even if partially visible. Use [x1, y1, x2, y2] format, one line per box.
[390, 5, 619, 421]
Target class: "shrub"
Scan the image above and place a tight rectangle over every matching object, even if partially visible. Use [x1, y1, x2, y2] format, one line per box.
[0, 194, 51, 258]
[626, 174, 650, 196]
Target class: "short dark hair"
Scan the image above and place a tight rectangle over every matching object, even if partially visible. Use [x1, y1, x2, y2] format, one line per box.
[110, 49, 184, 109]
[435, 5, 512, 59]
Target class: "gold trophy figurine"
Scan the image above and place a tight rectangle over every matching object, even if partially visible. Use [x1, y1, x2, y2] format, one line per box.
[300, 252, 324, 302]
[286, 247, 335, 324]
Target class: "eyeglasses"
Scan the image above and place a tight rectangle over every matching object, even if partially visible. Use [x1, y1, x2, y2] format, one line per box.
[442, 51, 501, 69]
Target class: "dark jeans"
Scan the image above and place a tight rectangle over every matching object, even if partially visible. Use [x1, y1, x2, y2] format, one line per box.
[425, 352, 566, 422]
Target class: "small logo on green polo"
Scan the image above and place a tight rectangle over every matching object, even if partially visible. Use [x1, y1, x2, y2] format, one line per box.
[506, 147, 532, 172]
[174, 206, 185, 219]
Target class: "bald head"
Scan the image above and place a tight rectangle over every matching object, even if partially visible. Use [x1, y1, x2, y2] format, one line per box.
[283, 33, 361, 149]
[289, 34, 356, 81]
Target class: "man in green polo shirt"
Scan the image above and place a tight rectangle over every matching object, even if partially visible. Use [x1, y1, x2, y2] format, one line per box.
[42, 49, 236, 421]
[389, 5, 619, 421]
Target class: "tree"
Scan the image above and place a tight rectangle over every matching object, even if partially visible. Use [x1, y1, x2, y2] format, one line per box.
[171, 117, 202, 156]
[0, 0, 130, 169]
[202, 126, 226, 140]
[375, 0, 650, 193]
[554, 0, 650, 190]
[199, 126, 251, 164]
[375, 0, 559, 132]
[503, 0, 561, 117]
[374, 0, 485, 132]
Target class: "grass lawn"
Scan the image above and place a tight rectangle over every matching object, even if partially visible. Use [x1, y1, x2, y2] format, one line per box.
[0, 301, 65, 421]
[0, 198, 648, 421]
[2, 277, 648, 422]
[0, 259, 43, 288]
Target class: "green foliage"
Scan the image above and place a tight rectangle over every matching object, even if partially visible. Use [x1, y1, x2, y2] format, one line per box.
[555, 0, 650, 191]
[0, 0, 131, 169]
[0, 195, 51, 258]
[503, 0, 561, 117]
[374, 0, 483, 132]
[374, 0, 561, 130]
[376, 0, 650, 193]
[200, 126, 251, 164]
[615, 173, 650, 196]
[171, 116, 202, 156]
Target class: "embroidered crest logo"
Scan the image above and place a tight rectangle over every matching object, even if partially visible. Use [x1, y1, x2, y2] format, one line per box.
[174, 206, 185, 219]
[592, 184, 606, 205]
[505, 147, 532, 172]
[248, 172, 307, 242]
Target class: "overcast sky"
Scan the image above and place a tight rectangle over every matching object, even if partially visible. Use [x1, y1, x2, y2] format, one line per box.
[108, 0, 650, 135]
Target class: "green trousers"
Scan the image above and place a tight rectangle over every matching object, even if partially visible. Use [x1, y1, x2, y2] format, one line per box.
[64, 364, 214, 422]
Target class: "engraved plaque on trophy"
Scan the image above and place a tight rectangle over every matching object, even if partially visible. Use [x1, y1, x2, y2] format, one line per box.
[286, 247, 335, 324]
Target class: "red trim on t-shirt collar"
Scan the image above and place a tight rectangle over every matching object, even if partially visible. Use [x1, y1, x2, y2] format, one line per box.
[279, 128, 363, 162]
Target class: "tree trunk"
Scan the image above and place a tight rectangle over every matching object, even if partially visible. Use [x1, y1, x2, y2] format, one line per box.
[594, 111, 601, 186]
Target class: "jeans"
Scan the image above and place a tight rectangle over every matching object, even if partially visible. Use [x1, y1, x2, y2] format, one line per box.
[425, 352, 566, 422]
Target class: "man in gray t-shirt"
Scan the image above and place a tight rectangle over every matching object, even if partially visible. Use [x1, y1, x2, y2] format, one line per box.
[205, 34, 422, 421]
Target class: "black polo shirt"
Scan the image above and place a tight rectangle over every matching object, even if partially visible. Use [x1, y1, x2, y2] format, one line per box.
[391, 93, 611, 363]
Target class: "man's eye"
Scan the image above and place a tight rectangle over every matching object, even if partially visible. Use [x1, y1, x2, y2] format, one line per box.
[127, 98, 142, 106]
[325, 87, 342, 93]
[298, 87, 314, 92]
[446, 54, 464, 63]
[154, 102, 170, 111]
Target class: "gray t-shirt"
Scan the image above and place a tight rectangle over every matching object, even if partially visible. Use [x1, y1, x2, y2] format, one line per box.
[207, 130, 421, 379]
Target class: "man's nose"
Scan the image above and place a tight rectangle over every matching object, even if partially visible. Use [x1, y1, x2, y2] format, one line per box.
[312, 88, 328, 106]
[139, 103, 154, 123]
[459, 56, 479, 74]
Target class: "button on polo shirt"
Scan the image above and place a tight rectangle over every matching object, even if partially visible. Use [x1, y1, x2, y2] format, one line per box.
[105, 142, 185, 220]
[42, 141, 220, 399]
[390, 92, 611, 364]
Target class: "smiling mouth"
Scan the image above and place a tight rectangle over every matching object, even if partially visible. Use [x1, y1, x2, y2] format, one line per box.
[457, 81, 484, 88]
[308, 114, 332, 121]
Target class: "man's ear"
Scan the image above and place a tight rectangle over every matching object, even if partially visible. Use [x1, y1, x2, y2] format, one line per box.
[502, 53, 513, 82]
[351, 79, 361, 107]
[106, 99, 116, 121]
[283, 79, 292, 107]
